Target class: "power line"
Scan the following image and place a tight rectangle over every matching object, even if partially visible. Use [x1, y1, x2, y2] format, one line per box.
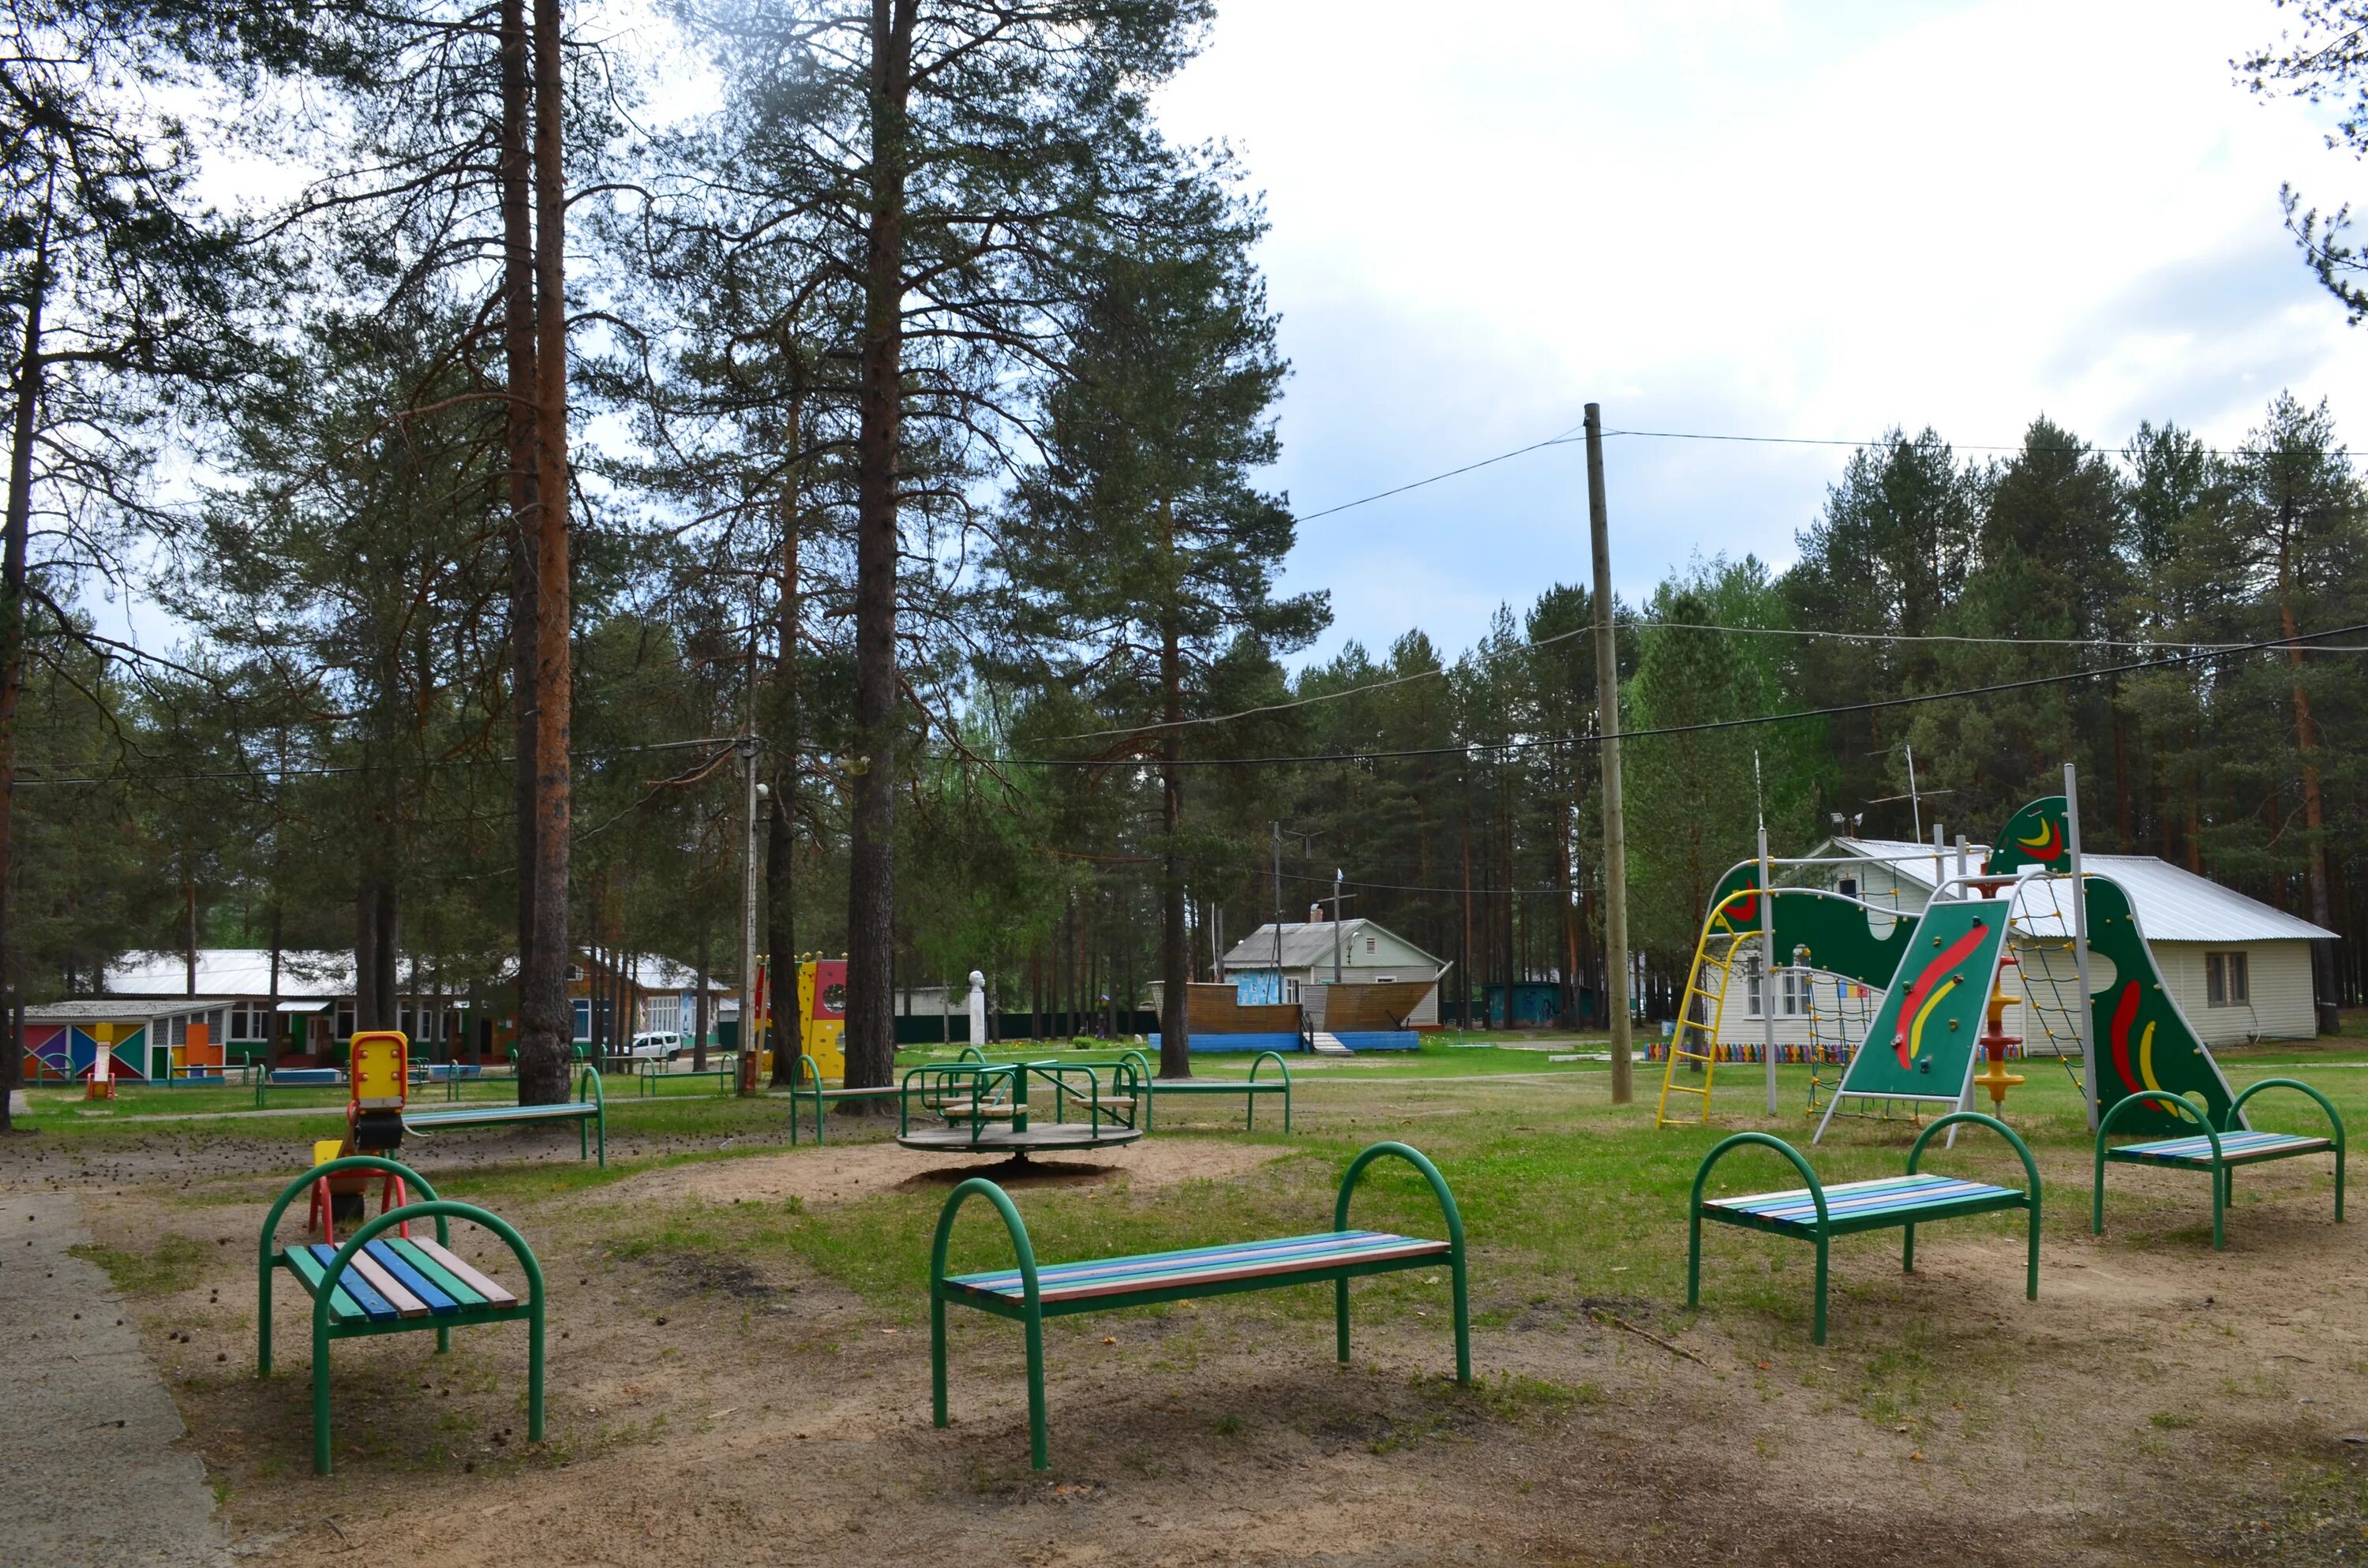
[1602, 427, 2271, 458]
[15, 735, 744, 790]
[1055, 612, 2368, 744]
[1289, 422, 1587, 526]
[980, 620, 2368, 770]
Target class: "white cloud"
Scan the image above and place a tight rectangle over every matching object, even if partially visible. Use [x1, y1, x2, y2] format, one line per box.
[1156, 0, 2368, 661]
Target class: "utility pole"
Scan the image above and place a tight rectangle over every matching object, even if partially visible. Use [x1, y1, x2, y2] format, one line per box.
[1272, 821, 1283, 1001]
[2066, 762, 2096, 1132]
[737, 630, 763, 1096]
[1586, 403, 1634, 1103]
[1332, 868, 1345, 983]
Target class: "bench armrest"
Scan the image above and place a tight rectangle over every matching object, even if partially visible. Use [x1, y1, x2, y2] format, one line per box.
[1250, 1050, 1292, 1089]
[1908, 1111, 2041, 1203]
[2228, 1076, 2344, 1148]
[257, 1156, 440, 1377]
[1691, 1132, 1827, 1229]
[2094, 1089, 2219, 1239]
[1331, 1143, 1467, 1383]
[929, 1177, 1047, 1466]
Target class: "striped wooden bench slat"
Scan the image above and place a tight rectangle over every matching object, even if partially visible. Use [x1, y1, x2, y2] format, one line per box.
[328, 1243, 432, 1319]
[407, 1236, 518, 1307]
[2109, 1130, 2333, 1168]
[281, 1248, 371, 1324]
[1706, 1173, 2022, 1232]
[382, 1237, 487, 1310]
[288, 1247, 399, 1323]
[362, 1240, 462, 1315]
[949, 1229, 1449, 1304]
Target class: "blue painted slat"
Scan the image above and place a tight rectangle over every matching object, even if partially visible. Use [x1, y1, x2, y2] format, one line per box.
[304, 1244, 400, 1321]
[363, 1240, 460, 1315]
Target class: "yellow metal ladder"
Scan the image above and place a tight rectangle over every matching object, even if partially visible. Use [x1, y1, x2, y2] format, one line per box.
[1656, 926, 1744, 1128]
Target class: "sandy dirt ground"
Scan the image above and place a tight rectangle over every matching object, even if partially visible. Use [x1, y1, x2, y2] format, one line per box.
[8, 1093, 2367, 1567]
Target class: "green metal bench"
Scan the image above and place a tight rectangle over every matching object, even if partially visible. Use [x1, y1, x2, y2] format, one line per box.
[637, 1054, 739, 1098]
[402, 1065, 605, 1166]
[785, 1053, 943, 1144]
[256, 1155, 545, 1474]
[1118, 1048, 1291, 1132]
[931, 1139, 1467, 1470]
[2093, 1080, 2344, 1251]
[1689, 1112, 2040, 1344]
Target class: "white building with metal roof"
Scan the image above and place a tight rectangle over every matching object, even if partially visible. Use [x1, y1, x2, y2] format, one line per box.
[1727, 836, 2334, 1053]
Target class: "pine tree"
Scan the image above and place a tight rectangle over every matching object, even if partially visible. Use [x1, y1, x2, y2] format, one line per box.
[995, 176, 1323, 1076]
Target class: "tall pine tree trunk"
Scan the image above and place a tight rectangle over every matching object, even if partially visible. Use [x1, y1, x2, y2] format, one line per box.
[767, 455, 802, 1086]
[0, 229, 41, 1132]
[500, 0, 541, 1057]
[844, 0, 916, 1091]
[1159, 561, 1190, 1077]
[518, 0, 575, 1104]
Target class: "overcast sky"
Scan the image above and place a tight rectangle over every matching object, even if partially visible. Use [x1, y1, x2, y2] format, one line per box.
[1151, 0, 2368, 664]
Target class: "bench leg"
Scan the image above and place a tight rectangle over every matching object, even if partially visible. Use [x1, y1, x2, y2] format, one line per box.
[1901, 1221, 1915, 1274]
[2211, 1162, 2225, 1250]
[2337, 1145, 2347, 1223]
[1024, 1308, 1048, 1472]
[1336, 1277, 1351, 1364]
[594, 1107, 605, 1169]
[1812, 1235, 1829, 1346]
[931, 1293, 949, 1429]
[1685, 1207, 1703, 1309]
[528, 1297, 545, 1443]
[312, 1326, 334, 1474]
[1450, 1247, 1471, 1385]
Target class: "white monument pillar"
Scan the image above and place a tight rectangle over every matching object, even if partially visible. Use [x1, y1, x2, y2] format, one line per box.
[968, 970, 987, 1050]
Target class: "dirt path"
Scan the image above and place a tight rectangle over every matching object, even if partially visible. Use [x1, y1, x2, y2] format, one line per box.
[0, 1191, 231, 1567]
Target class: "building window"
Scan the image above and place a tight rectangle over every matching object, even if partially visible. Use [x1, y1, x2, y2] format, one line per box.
[1838, 877, 1857, 899]
[335, 1006, 355, 1041]
[1746, 971, 1804, 1019]
[2205, 951, 2250, 1008]
[1365, 935, 1377, 953]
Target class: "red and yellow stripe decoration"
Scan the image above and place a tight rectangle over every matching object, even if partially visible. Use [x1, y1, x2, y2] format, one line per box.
[1891, 921, 1991, 1070]
[2015, 818, 2063, 862]
[2106, 980, 2163, 1094]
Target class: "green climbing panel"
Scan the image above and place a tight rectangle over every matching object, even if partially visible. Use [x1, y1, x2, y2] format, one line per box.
[1991, 796, 2070, 874]
[1822, 898, 2013, 1106]
[2079, 875, 2239, 1136]
[1703, 865, 1920, 992]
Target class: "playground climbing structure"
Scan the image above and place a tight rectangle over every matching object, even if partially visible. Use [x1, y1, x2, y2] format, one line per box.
[1657, 792, 2246, 1141]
